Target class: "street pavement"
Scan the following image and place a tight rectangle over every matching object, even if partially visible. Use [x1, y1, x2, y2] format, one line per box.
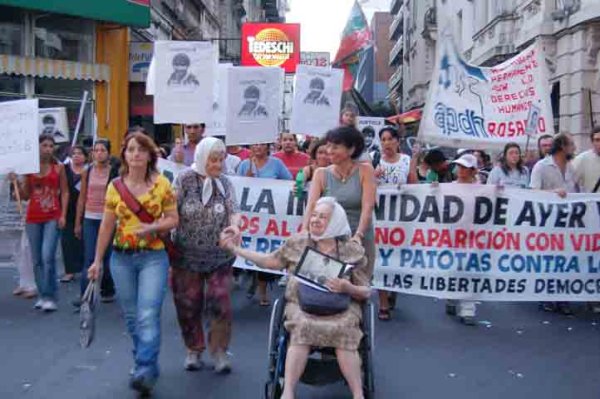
[0, 266, 599, 399]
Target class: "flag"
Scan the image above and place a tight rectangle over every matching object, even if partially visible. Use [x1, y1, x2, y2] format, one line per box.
[333, 1, 372, 65]
[333, 1, 372, 91]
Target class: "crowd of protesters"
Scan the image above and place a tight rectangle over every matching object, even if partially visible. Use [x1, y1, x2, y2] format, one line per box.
[6, 103, 600, 396]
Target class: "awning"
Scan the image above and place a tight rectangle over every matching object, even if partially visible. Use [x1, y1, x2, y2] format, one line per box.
[0, 55, 110, 81]
[386, 109, 422, 124]
[0, 0, 150, 28]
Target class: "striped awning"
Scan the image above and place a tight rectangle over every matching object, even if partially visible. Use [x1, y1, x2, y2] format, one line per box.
[0, 54, 110, 81]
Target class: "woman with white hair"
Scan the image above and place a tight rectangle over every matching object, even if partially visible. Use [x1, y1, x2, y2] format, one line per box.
[171, 137, 241, 373]
[221, 197, 371, 399]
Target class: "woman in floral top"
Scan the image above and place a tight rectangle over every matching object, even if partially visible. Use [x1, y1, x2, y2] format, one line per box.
[87, 132, 178, 396]
[171, 137, 240, 373]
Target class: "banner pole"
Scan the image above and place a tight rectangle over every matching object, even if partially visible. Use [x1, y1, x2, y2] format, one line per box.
[71, 90, 89, 147]
[12, 180, 22, 215]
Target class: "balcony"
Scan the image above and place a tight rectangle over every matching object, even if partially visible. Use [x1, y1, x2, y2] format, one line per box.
[389, 36, 403, 66]
[389, 11, 404, 41]
[389, 65, 403, 90]
[390, 0, 404, 15]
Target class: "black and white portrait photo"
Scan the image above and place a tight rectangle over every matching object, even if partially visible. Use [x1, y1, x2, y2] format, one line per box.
[153, 41, 215, 124]
[238, 85, 269, 118]
[167, 53, 200, 87]
[39, 107, 69, 143]
[295, 247, 346, 289]
[303, 77, 330, 106]
[290, 65, 343, 136]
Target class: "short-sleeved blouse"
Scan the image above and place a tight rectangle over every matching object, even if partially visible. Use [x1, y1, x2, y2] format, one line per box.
[273, 234, 369, 350]
[172, 169, 238, 273]
[104, 174, 176, 251]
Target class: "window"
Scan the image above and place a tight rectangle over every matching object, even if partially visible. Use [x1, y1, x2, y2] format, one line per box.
[0, 6, 25, 56]
[33, 14, 93, 63]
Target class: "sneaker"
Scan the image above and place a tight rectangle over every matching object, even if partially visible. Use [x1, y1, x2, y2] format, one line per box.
[184, 351, 203, 371]
[129, 374, 155, 397]
[42, 300, 57, 312]
[213, 352, 231, 374]
[34, 299, 44, 309]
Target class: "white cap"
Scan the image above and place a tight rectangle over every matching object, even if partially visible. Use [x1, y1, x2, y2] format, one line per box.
[452, 153, 478, 169]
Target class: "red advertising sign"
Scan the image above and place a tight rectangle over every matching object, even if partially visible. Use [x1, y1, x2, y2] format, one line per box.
[241, 23, 301, 73]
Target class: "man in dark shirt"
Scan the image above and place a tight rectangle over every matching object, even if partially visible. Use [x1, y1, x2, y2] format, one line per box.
[423, 149, 454, 182]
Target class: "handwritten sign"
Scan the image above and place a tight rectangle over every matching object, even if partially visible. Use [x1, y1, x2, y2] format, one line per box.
[0, 99, 40, 174]
[419, 6, 554, 150]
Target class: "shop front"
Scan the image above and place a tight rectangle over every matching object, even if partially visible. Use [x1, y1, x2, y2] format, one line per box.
[0, 0, 150, 154]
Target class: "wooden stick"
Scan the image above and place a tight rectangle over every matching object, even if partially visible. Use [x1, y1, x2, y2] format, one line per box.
[12, 179, 22, 215]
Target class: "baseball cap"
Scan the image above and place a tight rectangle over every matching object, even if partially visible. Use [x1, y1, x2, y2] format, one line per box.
[451, 153, 478, 169]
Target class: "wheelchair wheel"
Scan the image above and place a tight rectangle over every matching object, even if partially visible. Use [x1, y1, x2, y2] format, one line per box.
[361, 302, 375, 399]
[265, 298, 287, 399]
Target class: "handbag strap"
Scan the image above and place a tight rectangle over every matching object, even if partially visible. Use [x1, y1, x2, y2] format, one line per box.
[307, 234, 340, 258]
[593, 176, 600, 193]
[112, 177, 156, 224]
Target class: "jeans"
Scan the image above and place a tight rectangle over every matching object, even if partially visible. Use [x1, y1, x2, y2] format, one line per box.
[80, 218, 115, 297]
[111, 250, 169, 379]
[25, 220, 60, 300]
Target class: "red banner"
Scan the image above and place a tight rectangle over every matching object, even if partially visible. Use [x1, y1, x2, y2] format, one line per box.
[241, 23, 301, 73]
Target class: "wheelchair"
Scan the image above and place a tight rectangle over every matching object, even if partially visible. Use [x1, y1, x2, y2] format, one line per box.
[264, 296, 375, 399]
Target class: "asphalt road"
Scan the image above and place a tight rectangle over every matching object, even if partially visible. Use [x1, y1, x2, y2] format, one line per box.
[0, 267, 599, 399]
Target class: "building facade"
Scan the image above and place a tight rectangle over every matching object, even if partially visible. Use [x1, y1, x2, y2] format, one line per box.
[389, 0, 600, 150]
[0, 0, 148, 153]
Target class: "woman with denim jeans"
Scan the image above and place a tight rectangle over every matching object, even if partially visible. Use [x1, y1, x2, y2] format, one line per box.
[9, 134, 69, 312]
[87, 132, 178, 396]
[75, 139, 119, 303]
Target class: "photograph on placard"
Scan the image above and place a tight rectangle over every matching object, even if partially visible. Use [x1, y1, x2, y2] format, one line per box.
[357, 116, 385, 162]
[226, 66, 284, 145]
[39, 108, 69, 144]
[290, 65, 343, 136]
[153, 41, 216, 124]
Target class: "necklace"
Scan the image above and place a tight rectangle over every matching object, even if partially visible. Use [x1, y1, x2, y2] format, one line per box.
[334, 165, 354, 183]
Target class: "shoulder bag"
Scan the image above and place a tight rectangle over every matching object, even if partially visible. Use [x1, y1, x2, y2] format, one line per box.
[296, 238, 351, 316]
[112, 177, 181, 262]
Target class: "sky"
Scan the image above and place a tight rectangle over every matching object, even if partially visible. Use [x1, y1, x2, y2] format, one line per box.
[286, 0, 391, 58]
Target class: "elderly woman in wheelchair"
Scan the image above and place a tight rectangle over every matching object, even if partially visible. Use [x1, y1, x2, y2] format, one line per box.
[221, 197, 371, 399]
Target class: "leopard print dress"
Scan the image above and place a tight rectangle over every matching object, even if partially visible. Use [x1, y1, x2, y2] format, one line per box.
[274, 234, 369, 350]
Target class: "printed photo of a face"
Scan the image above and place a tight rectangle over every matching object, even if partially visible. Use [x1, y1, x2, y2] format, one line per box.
[167, 53, 200, 87]
[42, 114, 66, 140]
[296, 248, 345, 287]
[303, 77, 330, 106]
[238, 85, 269, 118]
[361, 126, 376, 149]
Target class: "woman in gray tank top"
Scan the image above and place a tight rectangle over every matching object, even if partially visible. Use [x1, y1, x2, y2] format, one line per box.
[304, 126, 377, 280]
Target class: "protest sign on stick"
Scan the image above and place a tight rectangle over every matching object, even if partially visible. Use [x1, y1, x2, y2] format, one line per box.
[290, 65, 342, 136]
[153, 41, 216, 124]
[0, 99, 40, 175]
[226, 66, 284, 145]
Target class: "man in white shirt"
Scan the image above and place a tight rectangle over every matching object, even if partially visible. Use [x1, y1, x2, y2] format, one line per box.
[572, 127, 600, 193]
[530, 133, 579, 197]
[530, 133, 578, 315]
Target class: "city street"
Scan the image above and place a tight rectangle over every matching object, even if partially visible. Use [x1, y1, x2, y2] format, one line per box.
[1, 267, 598, 399]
